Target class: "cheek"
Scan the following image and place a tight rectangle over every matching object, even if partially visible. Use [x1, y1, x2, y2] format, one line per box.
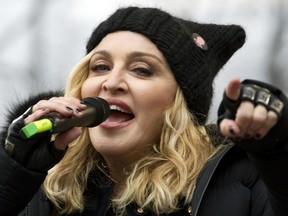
[81, 78, 101, 98]
[139, 87, 176, 111]
[136, 87, 175, 127]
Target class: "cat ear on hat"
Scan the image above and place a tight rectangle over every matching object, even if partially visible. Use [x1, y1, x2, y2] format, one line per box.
[192, 22, 246, 71]
[174, 17, 246, 79]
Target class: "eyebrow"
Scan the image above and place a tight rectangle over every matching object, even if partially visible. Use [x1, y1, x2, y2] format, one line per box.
[91, 50, 166, 66]
[128, 51, 165, 65]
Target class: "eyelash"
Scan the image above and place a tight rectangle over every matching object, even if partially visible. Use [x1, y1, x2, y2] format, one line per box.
[90, 63, 154, 77]
[132, 67, 153, 76]
[90, 64, 110, 73]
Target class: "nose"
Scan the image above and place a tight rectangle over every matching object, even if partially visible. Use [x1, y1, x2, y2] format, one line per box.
[102, 69, 128, 94]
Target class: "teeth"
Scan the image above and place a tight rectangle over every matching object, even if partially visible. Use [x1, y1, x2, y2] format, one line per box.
[110, 105, 131, 114]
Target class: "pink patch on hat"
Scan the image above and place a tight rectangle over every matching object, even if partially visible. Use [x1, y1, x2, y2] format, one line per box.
[192, 33, 208, 50]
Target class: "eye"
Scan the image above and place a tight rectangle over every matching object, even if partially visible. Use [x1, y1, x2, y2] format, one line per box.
[132, 67, 153, 77]
[90, 63, 111, 73]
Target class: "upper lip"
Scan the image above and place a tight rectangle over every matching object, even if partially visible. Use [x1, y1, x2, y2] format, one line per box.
[105, 98, 133, 115]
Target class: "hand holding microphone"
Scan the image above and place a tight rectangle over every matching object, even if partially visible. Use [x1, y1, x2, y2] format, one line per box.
[4, 96, 110, 172]
[20, 97, 110, 139]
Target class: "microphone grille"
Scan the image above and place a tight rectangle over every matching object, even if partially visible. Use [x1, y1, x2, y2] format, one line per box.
[81, 97, 110, 127]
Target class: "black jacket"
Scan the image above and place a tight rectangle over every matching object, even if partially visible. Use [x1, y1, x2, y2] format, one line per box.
[0, 93, 288, 216]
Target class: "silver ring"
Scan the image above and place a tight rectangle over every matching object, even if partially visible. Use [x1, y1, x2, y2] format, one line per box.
[241, 86, 257, 101]
[269, 98, 284, 116]
[256, 90, 271, 106]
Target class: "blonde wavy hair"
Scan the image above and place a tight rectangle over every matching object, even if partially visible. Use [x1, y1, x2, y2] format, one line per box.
[43, 52, 222, 215]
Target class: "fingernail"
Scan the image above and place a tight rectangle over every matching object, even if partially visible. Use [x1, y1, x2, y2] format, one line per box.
[66, 106, 73, 112]
[229, 126, 235, 135]
[76, 108, 81, 114]
[79, 101, 87, 108]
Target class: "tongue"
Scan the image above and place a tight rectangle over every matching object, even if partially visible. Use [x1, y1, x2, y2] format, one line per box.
[106, 110, 133, 123]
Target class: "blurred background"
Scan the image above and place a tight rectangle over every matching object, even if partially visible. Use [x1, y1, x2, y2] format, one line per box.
[0, 0, 287, 125]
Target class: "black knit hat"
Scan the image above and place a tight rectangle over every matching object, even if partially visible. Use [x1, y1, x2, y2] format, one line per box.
[86, 7, 246, 124]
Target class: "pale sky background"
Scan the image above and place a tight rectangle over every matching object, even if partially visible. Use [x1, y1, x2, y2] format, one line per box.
[0, 0, 287, 125]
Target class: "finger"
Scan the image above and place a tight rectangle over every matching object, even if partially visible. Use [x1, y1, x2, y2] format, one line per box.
[32, 97, 86, 117]
[245, 104, 267, 136]
[253, 110, 278, 139]
[49, 97, 86, 111]
[219, 118, 241, 138]
[225, 78, 241, 101]
[24, 108, 51, 124]
[24, 97, 86, 124]
[235, 101, 254, 136]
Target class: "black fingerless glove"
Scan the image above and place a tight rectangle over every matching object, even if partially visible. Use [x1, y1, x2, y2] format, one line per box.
[4, 107, 66, 172]
[217, 79, 288, 152]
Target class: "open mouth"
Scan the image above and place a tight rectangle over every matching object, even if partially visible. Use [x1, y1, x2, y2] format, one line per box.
[106, 104, 135, 123]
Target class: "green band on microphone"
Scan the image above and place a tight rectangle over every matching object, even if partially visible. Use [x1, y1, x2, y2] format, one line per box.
[21, 119, 53, 138]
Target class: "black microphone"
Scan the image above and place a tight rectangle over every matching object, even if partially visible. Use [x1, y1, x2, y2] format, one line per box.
[20, 97, 110, 139]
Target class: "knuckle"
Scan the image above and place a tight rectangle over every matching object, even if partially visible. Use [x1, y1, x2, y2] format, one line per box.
[253, 114, 267, 124]
[34, 99, 48, 109]
[237, 110, 253, 122]
[268, 110, 278, 121]
[49, 96, 62, 101]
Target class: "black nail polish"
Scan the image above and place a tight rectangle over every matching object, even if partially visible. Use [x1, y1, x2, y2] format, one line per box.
[229, 126, 235, 135]
[76, 108, 81, 114]
[66, 106, 73, 112]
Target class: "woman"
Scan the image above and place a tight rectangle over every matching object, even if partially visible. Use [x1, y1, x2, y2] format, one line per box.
[0, 6, 287, 216]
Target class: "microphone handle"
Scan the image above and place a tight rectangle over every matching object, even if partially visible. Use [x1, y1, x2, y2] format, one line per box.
[51, 106, 98, 133]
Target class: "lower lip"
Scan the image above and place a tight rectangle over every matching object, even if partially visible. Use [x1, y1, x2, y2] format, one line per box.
[99, 119, 134, 129]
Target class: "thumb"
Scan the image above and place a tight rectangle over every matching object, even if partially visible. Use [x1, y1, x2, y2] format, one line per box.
[226, 78, 241, 101]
